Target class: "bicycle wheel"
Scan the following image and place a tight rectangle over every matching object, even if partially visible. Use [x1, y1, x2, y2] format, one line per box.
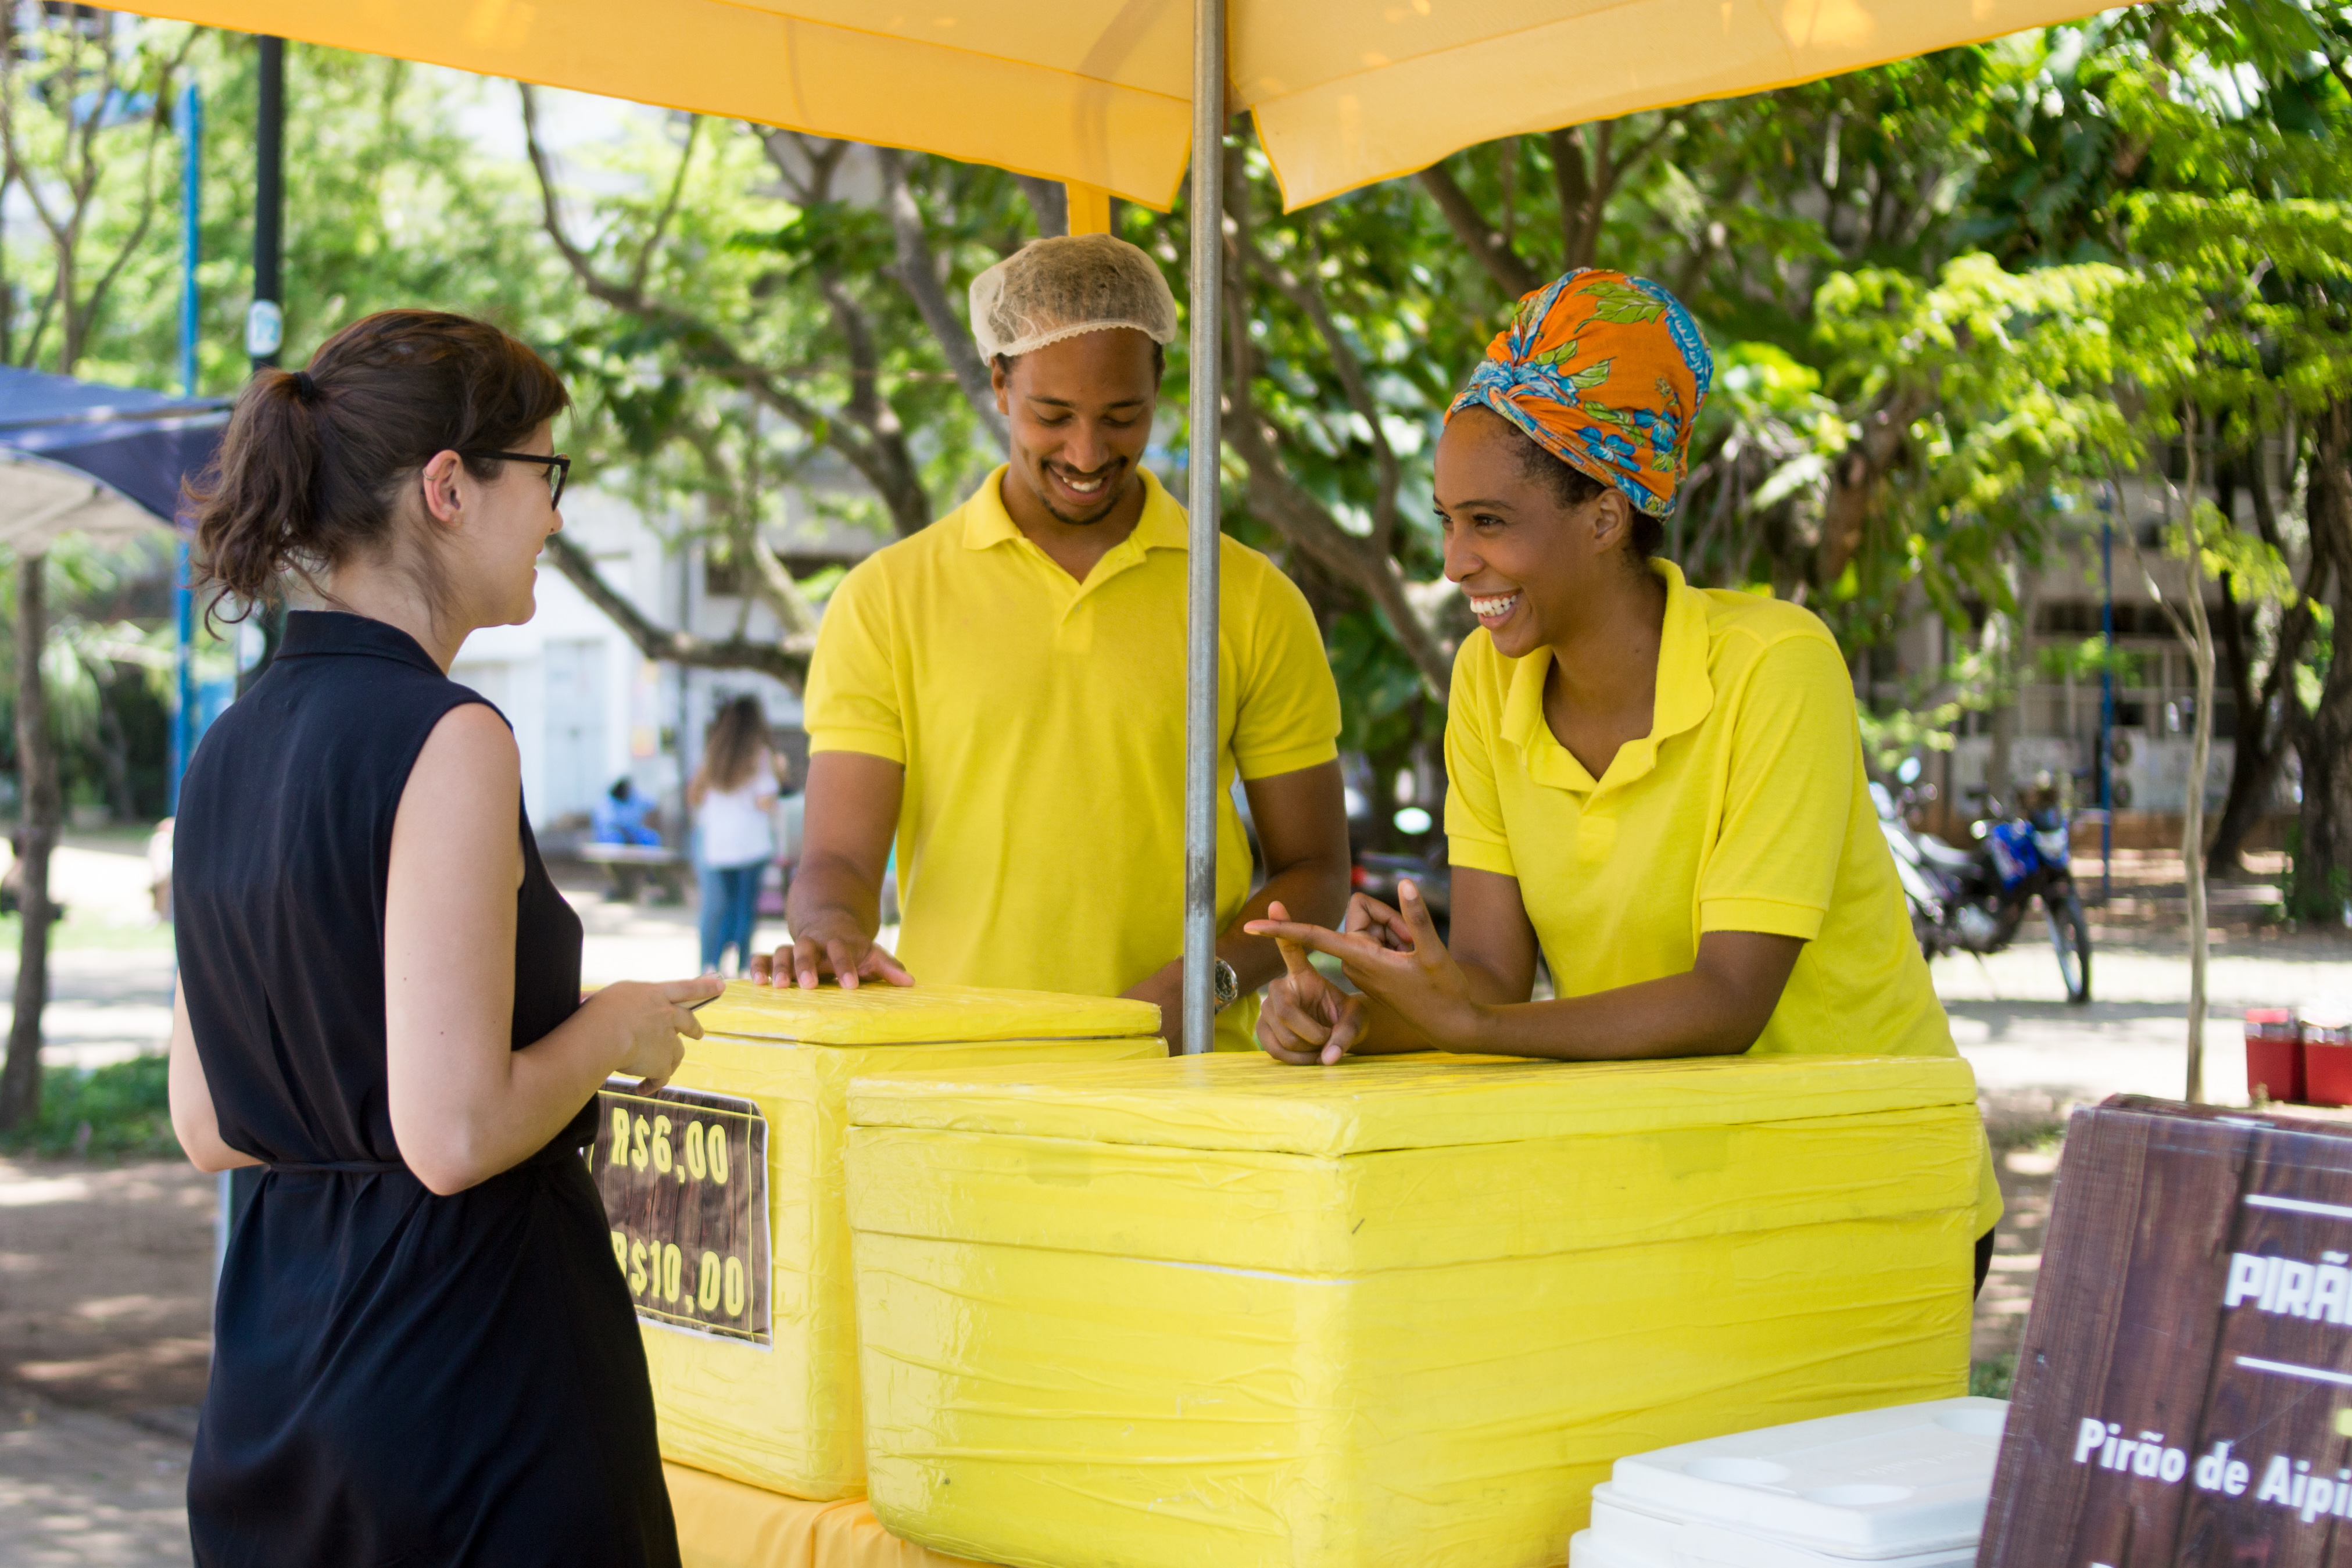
[2046, 886, 2092, 1004]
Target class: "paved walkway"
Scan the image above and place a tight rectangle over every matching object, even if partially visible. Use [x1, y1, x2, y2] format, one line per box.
[0, 1392, 191, 1568]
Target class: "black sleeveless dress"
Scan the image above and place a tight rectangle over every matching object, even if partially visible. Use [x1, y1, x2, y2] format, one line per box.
[174, 610, 678, 1568]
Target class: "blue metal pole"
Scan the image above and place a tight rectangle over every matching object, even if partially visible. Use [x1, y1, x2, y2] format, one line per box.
[2101, 509, 2115, 907]
[171, 84, 201, 814]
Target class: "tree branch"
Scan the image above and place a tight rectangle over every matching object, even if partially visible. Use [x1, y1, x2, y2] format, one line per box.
[878, 146, 1005, 450]
[1221, 159, 1453, 697]
[1238, 222, 1403, 555]
[679, 417, 823, 641]
[522, 87, 931, 532]
[68, 45, 189, 374]
[1815, 385, 1924, 586]
[541, 532, 812, 688]
[1415, 161, 1541, 299]
[2114, 461, 2196, 647]
[1012, 174, 1068, 238]
[631, 114, 701, 298]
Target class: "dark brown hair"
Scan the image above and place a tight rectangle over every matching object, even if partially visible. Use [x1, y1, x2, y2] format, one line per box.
[699, 696, 771, 793]
[1505, 421, 1666, 560]
[189, 309, 570, 620]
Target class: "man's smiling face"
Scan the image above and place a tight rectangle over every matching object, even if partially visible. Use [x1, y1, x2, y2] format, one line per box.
[993, 328, 1160, 526]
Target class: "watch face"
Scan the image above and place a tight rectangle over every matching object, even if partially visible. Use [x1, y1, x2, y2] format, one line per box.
[1213, 960, 1239, 1007]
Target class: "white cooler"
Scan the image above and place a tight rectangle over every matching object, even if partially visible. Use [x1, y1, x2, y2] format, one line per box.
[1569, 1397, 2008, 1568]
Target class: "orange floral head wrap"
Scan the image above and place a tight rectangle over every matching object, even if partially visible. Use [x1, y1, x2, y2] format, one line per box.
[1446, 268, 1714, 519]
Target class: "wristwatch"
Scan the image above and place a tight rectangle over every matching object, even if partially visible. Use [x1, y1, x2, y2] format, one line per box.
[1212, 957, 1241, 1011]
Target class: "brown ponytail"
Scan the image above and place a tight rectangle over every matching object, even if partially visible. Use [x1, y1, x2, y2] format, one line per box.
[188, 310, 570, 618]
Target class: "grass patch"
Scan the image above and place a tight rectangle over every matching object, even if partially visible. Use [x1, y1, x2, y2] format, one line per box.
[0, 1055, 179, 1158]
[1970, 1352, 2017, 1401]
[0, 910, 174, 953]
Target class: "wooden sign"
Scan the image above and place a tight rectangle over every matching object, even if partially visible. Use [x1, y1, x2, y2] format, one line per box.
[1981, 1096, 2352, 1565]
[591, 1080, 771, 1347]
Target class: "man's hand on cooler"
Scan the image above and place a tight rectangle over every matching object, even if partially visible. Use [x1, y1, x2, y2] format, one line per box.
[1122, 961, 1187, 1056]
[749, 910, 914, 991]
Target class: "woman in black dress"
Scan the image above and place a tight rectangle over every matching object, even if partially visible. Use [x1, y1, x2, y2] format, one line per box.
[167, 309, 719, 1567]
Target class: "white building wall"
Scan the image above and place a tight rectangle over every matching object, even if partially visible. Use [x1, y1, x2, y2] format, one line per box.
[445, 485, 858, 835]
[450, 490, 682, 833]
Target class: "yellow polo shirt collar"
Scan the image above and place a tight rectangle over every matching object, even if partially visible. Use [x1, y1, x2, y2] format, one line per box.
[1499, 559, 1717, 796]
[960, 467, 1191, 599]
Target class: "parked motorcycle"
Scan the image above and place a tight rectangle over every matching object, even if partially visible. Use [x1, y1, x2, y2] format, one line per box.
[1874, 758, 2092, 1004]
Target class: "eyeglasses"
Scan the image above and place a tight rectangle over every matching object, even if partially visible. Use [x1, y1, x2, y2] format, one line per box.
[460, 450, 571, 507]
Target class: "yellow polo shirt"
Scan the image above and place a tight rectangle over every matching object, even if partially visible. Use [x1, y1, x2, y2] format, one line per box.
[1444, 559, 2000, 1232]
[804, 466, 1340, 1053]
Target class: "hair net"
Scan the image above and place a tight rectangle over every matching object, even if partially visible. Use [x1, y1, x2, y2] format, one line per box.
[969, 234, 1179, 361]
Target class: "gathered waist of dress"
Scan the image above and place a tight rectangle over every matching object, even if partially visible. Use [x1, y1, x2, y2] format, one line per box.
[264, 1137, 587, 1179]
[265, 1158, 407, 1175]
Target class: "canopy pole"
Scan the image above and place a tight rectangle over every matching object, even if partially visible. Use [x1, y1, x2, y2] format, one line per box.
[173, 83, 200, 817]
[1179, 0, 1225, 1057]
[248, 36, 284, 371]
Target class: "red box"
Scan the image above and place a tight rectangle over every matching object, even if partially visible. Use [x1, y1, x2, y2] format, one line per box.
[2304, 1016, 2352, 1107]
[2244, 1008, 2302, 1104]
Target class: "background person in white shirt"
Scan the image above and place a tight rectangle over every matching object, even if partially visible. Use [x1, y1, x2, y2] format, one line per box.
[689, 696, 782, 975]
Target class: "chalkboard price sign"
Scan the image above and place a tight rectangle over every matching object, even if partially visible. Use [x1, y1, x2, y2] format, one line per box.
[1981, 1096, 2352, 1564]
[591, 1080, 771, 1348]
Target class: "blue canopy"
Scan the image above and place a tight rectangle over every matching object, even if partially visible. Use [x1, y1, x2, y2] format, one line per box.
[0, 364, 227, 548]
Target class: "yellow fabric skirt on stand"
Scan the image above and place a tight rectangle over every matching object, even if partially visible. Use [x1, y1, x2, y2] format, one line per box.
[667, 1464, 997, 1568]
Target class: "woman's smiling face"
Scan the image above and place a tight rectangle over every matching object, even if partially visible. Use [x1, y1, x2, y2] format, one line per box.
[1434, 405, 1637, 659]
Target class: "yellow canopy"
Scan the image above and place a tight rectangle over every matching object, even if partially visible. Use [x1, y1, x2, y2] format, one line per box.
[109, 0, 2109, 210]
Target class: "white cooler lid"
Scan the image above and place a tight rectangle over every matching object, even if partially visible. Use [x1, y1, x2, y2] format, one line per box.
[1597, 1397, 2007, 1559]
[1587, 1493, 1981, 1568]
[1570, 1528, 1644, 1568]
[1574, 1524, 1977, 1568]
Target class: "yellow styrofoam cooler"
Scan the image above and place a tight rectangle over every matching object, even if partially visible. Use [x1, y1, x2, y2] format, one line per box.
[607, 982, 1161, 1501]
[843, 1051, 1983, 1568]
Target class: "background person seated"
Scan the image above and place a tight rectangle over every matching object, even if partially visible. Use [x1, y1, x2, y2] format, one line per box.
[592, 778, 661, 847]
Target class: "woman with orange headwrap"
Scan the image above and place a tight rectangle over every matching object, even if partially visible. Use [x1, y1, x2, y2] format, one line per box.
[1248, 269, 2001, 1291]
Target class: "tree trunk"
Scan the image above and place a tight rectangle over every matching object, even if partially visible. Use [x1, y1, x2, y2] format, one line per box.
[0, 553, 57, 1131]
[2208, 573, 2318, 876]
[1415, 163, 1541, 299]
[2296, 399, 2352, 922]
[879, 149, 1008, 453]
[1814, 388, 1923, 589]
[96, 675, 134, 822]
[2182, 504, 2215, 1104]
[1010, 175, 1069, 239]
[540, 534, 812, 688]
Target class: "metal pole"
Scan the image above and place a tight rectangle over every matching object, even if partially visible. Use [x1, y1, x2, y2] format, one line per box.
[2101, 508, 2115, 907]
[1179, 0, 1225, 1056]
[173, 84, 200, 814]
[238, 37, 287, 696]
[246, 37, 284, 371]
[222, 38, 287, 1280]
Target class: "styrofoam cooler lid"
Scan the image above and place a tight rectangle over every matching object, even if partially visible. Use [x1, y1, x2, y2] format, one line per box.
[1584, 1494, 1981, 1567]
[1570, 1529, 1648, 1568]
[1597, 1397, 2007, 1559]
[694, 979, 1161, 1045]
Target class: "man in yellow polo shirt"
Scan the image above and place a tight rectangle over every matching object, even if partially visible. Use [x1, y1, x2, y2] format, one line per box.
[751, 234, 1348, 1054]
